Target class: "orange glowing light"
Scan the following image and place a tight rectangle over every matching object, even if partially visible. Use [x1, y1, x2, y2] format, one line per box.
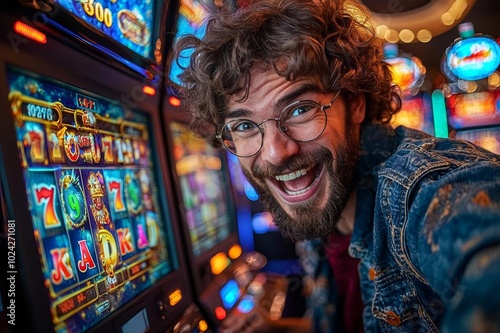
[169, 96, 181, 106]
[198, 320, 208, 332]
[142, 85, 156, 96]
[210, 252, 229, 275]
[14, 21, 46, 44]
[228, 244, 242, 260]
[168, 289, 183, 306]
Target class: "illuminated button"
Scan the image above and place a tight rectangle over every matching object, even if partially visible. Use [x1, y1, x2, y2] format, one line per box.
[237, 295, 255, 313]
[210, 252, 230, 275]
[385, 311, 401, 326]
[221, 280, 240, 309]
[215, 306, 226, 321]
[198, 320, 208, 332]
[228, 244, 242, 259]
[169, 289, 183, 306]
[142, 85, 156, 96]
[169, 96, 181, 106]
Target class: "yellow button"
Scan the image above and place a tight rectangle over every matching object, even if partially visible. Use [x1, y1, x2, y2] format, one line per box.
[198, 320, 208, 331]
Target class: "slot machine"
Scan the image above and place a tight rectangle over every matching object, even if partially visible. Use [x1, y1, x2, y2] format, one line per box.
[436, 22, 500, 154]
[383, 43, 435, 135]
[0, 0, 207, 332]
[445, 91, 500, 154]
[168, 0, 305, 292]
[163, 0, 289, 329]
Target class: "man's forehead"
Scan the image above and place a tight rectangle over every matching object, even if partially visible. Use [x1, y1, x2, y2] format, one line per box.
[229, 70, 320, 107]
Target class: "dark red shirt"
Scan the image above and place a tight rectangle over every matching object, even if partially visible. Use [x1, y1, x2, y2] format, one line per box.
[326, 232, 365, 333]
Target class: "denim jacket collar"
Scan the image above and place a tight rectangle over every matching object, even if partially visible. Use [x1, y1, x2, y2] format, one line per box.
[349, 123, 399, 260]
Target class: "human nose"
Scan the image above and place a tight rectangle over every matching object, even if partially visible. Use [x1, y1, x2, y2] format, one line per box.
[258, 120, 299, 166]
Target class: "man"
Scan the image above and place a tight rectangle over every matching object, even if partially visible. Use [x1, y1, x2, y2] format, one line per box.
[172, 0, 500, 332]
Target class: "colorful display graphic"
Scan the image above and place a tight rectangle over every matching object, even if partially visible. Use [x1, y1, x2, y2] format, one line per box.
[383, 43, 426, 96]
[56, 0, 155, 58]
[456, 128, 500, 154]
[446, 90, 500, 129]
[169, 0, 208, 86]
[8, 67, 172, 332]
[170, 121, 236, 257]
[390, 93, 434, 135]
[386, 56, 425, 95]
[445, 36, 500, 81]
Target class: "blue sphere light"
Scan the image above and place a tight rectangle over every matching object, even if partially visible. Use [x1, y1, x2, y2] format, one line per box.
[445, 36, 500, 81]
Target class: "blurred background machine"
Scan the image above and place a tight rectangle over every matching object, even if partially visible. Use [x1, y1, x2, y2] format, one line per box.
[437, 22, 500, 154]
[384, 43, 435, 135]
[163, 0, 291, 328]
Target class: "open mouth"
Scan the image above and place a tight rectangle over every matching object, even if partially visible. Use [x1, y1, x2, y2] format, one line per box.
[271, 164, 323, 201]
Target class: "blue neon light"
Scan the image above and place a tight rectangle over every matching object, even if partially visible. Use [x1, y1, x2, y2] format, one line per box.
[237, 295, 255, 313]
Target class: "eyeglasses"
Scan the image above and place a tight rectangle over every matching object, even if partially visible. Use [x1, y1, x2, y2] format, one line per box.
[216, 90, 341, 157]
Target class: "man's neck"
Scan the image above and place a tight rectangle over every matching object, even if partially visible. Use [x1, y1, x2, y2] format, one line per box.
[337, 190, 357, 235]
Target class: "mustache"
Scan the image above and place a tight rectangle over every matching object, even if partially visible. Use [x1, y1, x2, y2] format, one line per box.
[252, 148, 333, 178]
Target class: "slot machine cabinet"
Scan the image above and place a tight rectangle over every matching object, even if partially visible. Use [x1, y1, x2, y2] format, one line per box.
[163, 0, 295, 327]
[383, 43, 435, 135]
[0, 1, 206, 332]
[169, 0, 311, 294]
[445, 91, 500, 154]
[162, 92, 289, 329]
[437, 22, 500, 154]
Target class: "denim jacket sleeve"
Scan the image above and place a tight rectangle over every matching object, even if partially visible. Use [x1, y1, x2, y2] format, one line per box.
[441, 244, 500, 332]
[381, 136, 500, 332]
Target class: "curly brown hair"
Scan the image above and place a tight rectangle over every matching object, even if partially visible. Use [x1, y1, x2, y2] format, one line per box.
[172, 0, 399, 146]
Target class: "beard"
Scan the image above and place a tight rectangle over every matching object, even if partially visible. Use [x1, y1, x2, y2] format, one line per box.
[241, 121, 361, 241]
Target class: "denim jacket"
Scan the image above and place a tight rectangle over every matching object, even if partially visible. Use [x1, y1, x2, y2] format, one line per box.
[298, 123, 500, 332]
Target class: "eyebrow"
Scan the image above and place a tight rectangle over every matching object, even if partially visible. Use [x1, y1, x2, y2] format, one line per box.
[226, 83, 322, 120]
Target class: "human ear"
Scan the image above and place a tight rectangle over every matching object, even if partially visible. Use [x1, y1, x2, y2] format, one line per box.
[350, 93, 366, 124]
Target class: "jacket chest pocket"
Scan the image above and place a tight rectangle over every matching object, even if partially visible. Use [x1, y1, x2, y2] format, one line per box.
[371, 267, 440, 333]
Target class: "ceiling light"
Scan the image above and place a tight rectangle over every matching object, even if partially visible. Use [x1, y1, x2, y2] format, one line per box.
[399, 29, 415, 43]
[416, 29, 433, 42]
[369, 0, 477, 41]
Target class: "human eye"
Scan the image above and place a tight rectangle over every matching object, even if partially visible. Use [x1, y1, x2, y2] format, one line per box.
[228, 120, 259, 138]
[285, 102, 318, 122]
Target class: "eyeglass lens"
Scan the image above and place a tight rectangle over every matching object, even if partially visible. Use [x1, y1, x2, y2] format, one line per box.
[221, 100, 327, 157]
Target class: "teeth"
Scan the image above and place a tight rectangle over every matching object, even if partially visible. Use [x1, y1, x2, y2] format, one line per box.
[284, 186, 311, 196]
[275, 167, 310, 182]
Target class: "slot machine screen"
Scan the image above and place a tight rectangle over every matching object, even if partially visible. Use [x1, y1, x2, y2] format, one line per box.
[455, 127, 500, 154]
[169, 121, 237, 258]
[55, 0, 158, 59]
[390, 92, 434, 135]
[7, 66, 177, 332]
[168, 0, 209, 86]
[446, 91, 500, 129]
